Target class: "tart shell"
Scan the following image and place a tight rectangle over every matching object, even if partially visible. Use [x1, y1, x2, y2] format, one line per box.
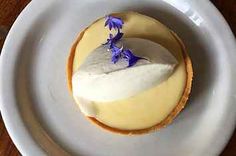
[66, 12, 193, 135]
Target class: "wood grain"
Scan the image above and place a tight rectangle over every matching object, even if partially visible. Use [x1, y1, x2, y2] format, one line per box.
[0, 0, 235, 155]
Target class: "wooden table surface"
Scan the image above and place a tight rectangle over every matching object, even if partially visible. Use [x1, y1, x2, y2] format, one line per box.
[0, 0, 235, 155]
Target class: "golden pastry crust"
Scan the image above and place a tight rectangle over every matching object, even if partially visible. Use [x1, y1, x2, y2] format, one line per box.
[66, 12, 193, 135]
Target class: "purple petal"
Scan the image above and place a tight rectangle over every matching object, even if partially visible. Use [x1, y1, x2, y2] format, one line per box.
[111, 45, 122, 55]
[104, 15, 124, 31]
[108, 23, 112, 30]
[111, 54, 119, 63]
[104, 15, 144, 66]
[111, 18, 123, 29]
[103, 32, 123, 48]
[113, 32, 123, 42]
[110, 45, 123, 63]
[123, 49, 143, 67]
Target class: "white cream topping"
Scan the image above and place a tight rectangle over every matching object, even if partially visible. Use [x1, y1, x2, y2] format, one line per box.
[72, 38, 178, 116]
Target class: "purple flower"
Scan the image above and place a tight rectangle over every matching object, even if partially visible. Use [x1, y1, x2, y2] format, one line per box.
[122, 49, 143, 67]
[103, 15, 143, 67]
[111, 45, 123, 63]
[104, 32, 123, 48]
[105, 15, 124, 30]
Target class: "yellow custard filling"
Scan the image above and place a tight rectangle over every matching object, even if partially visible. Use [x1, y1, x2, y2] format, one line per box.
[73, 12, 186, 130]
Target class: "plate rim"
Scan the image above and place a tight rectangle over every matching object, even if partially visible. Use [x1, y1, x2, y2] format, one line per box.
[0, 0, 236, 155]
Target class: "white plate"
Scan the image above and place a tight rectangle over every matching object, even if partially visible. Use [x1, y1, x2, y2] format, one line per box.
[1, 0, 236, 155]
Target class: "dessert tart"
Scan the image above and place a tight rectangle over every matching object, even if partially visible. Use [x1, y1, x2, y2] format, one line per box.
[67, 12, 193, 135]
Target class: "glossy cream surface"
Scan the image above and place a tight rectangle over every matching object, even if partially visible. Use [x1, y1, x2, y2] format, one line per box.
[72, 12, 186, 130]
[72, 38, 178, 102]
